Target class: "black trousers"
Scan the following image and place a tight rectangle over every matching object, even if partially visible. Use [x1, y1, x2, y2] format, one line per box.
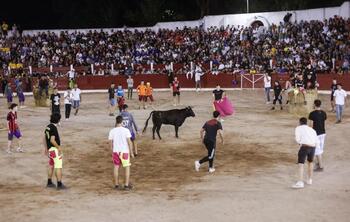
[199, 139, 216, 168]
[273, 95, 282, 105]
[65, 104, 71, 119]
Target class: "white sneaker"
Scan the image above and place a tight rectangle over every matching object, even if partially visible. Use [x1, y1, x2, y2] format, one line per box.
[292, 181, 304, 189]
[6, 149, 12, 154]
[306, 179, 312, 185]
[16, 147, 24, 153]
[194, 161, 200, 172]
[209, 168, 216, 173]
[219, 119, 224, 123]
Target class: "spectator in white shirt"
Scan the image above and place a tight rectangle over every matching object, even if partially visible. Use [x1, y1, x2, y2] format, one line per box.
[71, 84, 82, 116]
[292, 117, 319, 189]
[195, 64, 205, 93]
[263, 73, 272, 103]
[333, 83, 347, 123]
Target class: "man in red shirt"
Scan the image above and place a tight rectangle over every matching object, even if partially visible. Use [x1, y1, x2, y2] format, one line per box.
[172, 76, 181, 106]
[7, 103, 23, 153]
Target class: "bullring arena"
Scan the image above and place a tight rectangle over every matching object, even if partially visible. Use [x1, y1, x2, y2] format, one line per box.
[1, 1, 350, 221]
[1, 88, 350, 221]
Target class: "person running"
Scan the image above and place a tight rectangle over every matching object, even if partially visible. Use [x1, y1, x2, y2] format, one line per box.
[263, 72, 272, 104]
[212, 84, 225, 102]
[108, 115, 134, 190]
[145, 82, 154, 109]
[333, 83, 347, 124]
[6, 103, 23, 153]
[72, 84, 82, 115]
[116, 84, 125, 113]
[271, 81, 283, 110]
[172, 77, 180, 106]
[43, 113, 67, 190]
[330, 79, 337, 112]
[108, 83, 116, 116]
[16, 80, 25, 108]
[136, 81, 146, 109]
[63, 87, 73, 120]
[195, 111, 224, 173]
[120, 104, 139, 156]
[127, 76, 134, 100]
[308, 99, 327, 172]
[50, 88, 61, 115]
[292, 117, 319, 189]
[5, 82, 13, 107]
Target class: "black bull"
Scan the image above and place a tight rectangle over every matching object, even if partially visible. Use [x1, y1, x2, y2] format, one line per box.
[143, 107, 195, 139]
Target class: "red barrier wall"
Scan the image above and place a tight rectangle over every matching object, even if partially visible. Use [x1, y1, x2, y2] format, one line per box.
[6, 73, 350, 92]
[65, 74, 349, 91]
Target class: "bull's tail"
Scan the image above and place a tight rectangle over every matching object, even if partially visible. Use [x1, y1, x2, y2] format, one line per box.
[143, 111, 155, 133]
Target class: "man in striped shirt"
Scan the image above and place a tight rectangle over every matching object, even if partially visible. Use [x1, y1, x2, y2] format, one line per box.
[6, 103, 23, 153]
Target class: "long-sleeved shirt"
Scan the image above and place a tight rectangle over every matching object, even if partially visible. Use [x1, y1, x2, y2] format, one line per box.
[295, 125, 319, 147]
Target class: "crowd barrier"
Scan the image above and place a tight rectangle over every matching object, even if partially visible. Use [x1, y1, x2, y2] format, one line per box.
[44, 73, 350, 91]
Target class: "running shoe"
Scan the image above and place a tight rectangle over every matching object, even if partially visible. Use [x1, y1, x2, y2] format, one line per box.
[57, 184, 68, 190]
[292, 181, 304, 189]
[124, 184, 133, 191]
[306, 179, 312, 185]
[194, 161, 200, 172]
[208, 168, 216, 173]
[16, 147, 24, 153]
[46, 183, 56, 188]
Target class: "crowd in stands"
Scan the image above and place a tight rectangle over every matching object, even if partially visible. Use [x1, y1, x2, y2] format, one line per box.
[0, 16, 349, 79]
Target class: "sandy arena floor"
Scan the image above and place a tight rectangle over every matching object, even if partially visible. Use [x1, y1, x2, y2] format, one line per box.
[0, 90, 349, 222]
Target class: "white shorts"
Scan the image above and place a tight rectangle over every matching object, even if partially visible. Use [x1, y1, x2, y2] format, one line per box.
[315, 134, 326, 155]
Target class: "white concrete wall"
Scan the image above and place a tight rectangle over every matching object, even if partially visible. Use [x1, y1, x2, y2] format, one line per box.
[22, 1, 350, 36]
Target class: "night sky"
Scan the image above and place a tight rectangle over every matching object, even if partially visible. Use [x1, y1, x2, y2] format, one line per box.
[0, 0, 345, 30]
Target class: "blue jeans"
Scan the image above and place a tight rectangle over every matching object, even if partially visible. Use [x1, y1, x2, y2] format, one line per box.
[264, 87, 271, 102]
[336, 104, 344, 121]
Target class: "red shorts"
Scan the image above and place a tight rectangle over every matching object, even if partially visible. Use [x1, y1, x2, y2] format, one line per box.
[138, 95, 145, 101]
[112, 152, 130, 167]
[146, 95, 154, 102]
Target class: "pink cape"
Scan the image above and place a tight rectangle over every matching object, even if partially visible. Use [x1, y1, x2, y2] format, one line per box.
[213, 97, 235, 117]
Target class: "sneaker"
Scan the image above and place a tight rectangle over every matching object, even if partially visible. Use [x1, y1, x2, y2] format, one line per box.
[6, 149, 13, 154]
[194, 161, 201, 172]
[56, 184, 68, 190]
[336, 120, 341, 124]
[219, 119, 224, 123]
[124, 184, 133, 191]
[208, 168, 216, 173]
[314, 167, 324, 172]
[306, 179, 312, 185]
[16, 147, 24, 153]
[46, 183, 56, 188]
[280, 107, 283, 110]
[292, 181, 304, 189]
[114, 185, 121, 190]
[271, 107, 275, 110]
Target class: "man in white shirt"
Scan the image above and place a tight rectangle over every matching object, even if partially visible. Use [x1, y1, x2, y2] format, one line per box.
[263, 73, 272, 103]
[63, 87, 73, 120]
[108, 116, 134, 190]
[71, 84, 82, 116]
[333, 83, 347, 123]
[195, 64, 205, 93]
[292, 117, 319, 189]
[67, 69, 75, 80]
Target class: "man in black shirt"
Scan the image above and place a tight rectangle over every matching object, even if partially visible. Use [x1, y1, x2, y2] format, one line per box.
[50, 88, 61, 115]
[195, 111, 224, 173]
[308, 99, 327, 172]
[108, 83, 116, 116]
[330, 79, 337, 112]
[212, 85, 225, 101]
[271, 81, 283, 110]
[43, 113, 67, 190]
